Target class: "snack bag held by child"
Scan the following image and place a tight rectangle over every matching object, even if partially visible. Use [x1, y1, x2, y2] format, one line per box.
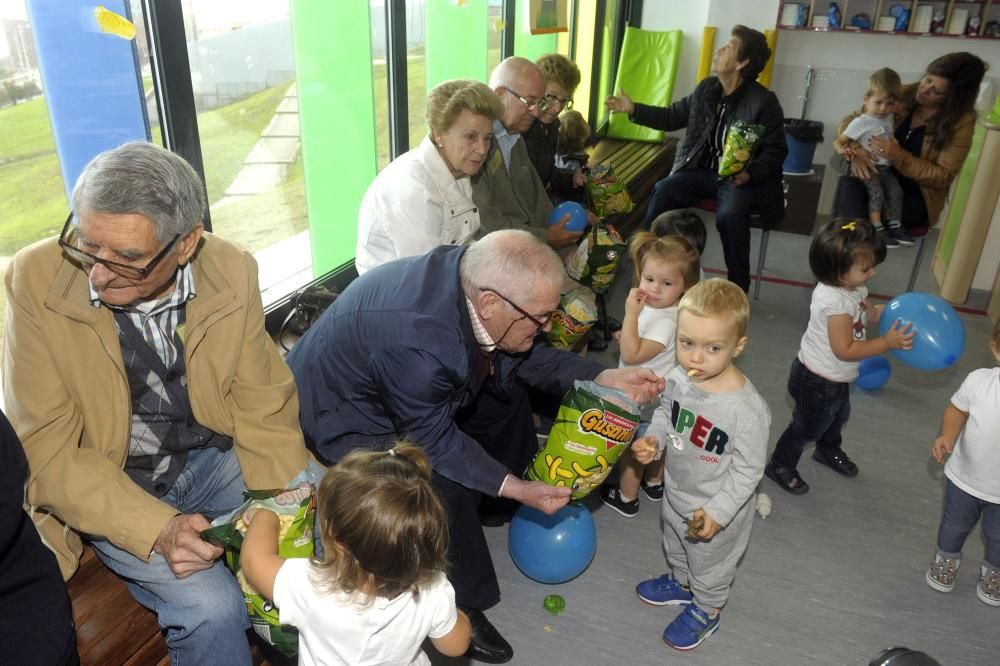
[201, 484, 316, 656]
[585, 164, 635, 217]
[566, 222, 627, 294]
[527, 380, 640, 500]
[547, 287, 599, 350]
[718, 120, 764, 178]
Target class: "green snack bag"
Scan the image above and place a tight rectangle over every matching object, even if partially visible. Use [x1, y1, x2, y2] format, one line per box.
[547, 287, 598, 350]
[201, 485, 316, 657]
[585, 164, 635, 218]
[526, 380, 640, 500]
[718, 119, 764, 178]
[565, 222, 626, 295]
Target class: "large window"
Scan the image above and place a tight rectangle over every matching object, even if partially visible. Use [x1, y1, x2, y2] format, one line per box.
[0, 4, 62, 398]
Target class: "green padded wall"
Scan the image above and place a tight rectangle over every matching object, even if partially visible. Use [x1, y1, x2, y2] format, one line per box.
[292, 0, 377, 275]
[607, 27, 682, 143]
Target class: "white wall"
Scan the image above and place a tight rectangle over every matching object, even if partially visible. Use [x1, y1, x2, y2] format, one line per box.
[640, 1, 1000, 294]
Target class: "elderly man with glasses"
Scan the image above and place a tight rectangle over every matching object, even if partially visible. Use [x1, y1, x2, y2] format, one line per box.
[3, 141, 312, 664]
[473, 56, 584, 250]
[287, 230, 663, 663]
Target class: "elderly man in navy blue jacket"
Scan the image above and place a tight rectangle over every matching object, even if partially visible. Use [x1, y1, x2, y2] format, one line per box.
[288, 229, 662, 663]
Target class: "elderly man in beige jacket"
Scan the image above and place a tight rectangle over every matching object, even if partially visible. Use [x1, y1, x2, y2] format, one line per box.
[3, 142, 311, 665]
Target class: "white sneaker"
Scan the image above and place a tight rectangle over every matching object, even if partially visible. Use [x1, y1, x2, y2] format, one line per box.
[978, 564, 1000, 606]
[926, 553, 960, 592]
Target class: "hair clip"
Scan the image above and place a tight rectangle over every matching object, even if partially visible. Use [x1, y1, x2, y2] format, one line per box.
[841, 221, 857, 231]
[388, 449, 396, 457]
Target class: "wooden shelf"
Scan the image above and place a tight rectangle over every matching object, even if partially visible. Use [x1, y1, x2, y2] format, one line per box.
[776, 0, 1000, 39]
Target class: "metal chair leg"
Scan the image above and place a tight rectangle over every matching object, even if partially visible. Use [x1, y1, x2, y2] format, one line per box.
[906, 236, 928, 293]
[753, 228, 770, 300]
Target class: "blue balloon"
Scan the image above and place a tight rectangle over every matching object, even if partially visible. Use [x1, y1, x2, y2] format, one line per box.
[856, 356, 891, 390]
[549, 201, 588, 232]
[879, 292, 965, 371]
[508, 503, 596, 584]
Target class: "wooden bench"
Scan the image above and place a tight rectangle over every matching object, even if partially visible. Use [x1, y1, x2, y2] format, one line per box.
[68, 545, 291, 665]
[586, 136, 678, 237]
[68, 546, 168, 665]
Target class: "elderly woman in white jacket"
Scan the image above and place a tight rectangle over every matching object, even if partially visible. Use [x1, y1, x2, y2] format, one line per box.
[355, 80, 504, 274]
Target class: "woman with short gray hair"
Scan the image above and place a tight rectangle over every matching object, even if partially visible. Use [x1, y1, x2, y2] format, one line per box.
[355, 80, 503, 274]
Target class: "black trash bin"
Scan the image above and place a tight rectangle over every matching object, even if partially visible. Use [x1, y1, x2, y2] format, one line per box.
[783, 118, 824, 175]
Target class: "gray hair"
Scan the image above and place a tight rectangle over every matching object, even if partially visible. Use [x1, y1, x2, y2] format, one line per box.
[71, 141, 207, 244]
[460, 230, 565, 300]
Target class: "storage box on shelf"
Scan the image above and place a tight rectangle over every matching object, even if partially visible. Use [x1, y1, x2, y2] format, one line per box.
[776, 0, 1000, 38]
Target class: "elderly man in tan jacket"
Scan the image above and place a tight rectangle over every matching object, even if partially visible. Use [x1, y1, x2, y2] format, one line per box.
[3, 142, 310, 664]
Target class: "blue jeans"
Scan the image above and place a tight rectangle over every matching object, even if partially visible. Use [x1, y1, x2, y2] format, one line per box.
[936, 479, 1000, 568]
[90, 447, 252, 666]
[641, 168, 769, 292]
[770, 358, 851, 469]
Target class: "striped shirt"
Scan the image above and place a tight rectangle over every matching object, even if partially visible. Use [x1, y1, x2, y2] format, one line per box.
[89, 264, 197, 368]
[493, 119, 520, 175]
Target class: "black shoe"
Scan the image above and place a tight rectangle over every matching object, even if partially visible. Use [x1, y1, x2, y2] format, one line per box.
[588, 328, 609, 352]
[764, 462, 810, 495]
[479, 512, 514, 528]
[461, 608, 513, 663]
[812, 447, 858, 477]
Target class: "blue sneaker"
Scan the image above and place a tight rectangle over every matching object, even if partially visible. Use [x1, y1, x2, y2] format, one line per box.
[662, 604, 720, 651]
[635, 573, 694, 606]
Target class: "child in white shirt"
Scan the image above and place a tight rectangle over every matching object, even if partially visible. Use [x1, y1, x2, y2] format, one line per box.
[765, 219, 913, 495]
[833, 68, 913, 248]
[241, 443, 471, 665]
[925, 319, 1000, 607]
[602, 231, 700, 517]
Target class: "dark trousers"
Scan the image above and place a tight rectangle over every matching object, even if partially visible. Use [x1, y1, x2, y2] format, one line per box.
[770, 358, 851, 469]
[642, 168, 769, 292]
[442, 381, 539, 610]
[832, 174, 929, 234]
[936, 479, 1000, 568]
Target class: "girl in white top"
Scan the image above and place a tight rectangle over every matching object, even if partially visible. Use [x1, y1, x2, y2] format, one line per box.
[356, 80, 503, 275]
[602, 232, 700, 517]
[925, 319, 1000, 606]
[241, 443, 471, 665]
[765, 219, 913, 496]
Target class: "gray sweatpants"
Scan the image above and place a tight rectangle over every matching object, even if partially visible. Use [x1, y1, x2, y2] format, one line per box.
[863, 164, 903, 227]
[661, 498, 755, 610]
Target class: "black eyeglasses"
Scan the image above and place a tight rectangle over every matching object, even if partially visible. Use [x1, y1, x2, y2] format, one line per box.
[480, 287, 553, 330]
[58, 213, 181, 280]
[544, 93, 573, 110]
[503, 87, 548, 112]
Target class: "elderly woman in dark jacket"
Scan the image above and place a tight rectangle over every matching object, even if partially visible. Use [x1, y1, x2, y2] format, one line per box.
[606, 25, 786, 292]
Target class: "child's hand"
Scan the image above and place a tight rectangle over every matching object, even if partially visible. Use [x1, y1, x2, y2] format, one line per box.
[883, 319, 915, 350]
[869, 302, 885, 324]
[630, 436, 659, 465]
[573, 168, 586, 188]
[611, 329, 622, 344]
[691, 508, 721, 541]
[624, 288, 647, 318]
[931, 435, 955, 464]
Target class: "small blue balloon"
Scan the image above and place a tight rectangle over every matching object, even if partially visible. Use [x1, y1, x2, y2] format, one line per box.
[549, 201, 588, 232]
[856, 356, 891, 390]
[508, 503, 596, 584]
[879, 292, 965, 371]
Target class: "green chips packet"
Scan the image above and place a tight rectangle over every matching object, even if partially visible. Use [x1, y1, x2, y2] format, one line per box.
[718, 119, 764, 178]
[526, 381, 640, 500]
[547, 287, 598, 350]
[201, 485, 316, 657]
[566, 222, 626, 295]
[585, 164, 635, 218]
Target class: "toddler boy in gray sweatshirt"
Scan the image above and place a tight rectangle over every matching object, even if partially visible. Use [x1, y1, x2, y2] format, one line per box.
[631, 279, 770, 651]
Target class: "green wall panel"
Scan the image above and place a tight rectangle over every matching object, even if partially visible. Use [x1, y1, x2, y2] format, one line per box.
[292, 0, 377, 275]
